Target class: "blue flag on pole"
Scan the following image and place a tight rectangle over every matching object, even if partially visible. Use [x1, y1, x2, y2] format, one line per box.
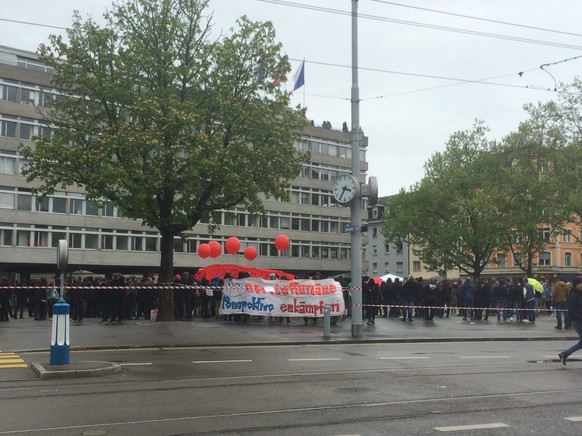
[293, 61, 304, 91]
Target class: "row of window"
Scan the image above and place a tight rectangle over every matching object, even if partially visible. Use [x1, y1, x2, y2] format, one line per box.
[0, 115, 51, 141]
[0, 225, 351, 259]
[496, 251, 580, 268]
[0, 188, 353, 234]
[1, 77, 57, 107]
[295, 137, 366, 162]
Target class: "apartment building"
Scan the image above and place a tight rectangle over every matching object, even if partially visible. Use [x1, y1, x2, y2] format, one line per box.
[0, 45, 369, 281]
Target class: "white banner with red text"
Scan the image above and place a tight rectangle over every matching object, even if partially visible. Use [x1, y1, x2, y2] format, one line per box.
[220, 278, 345, 317]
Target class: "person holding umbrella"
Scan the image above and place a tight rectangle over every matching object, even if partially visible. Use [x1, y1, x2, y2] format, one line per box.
[558, 276, 582, 366]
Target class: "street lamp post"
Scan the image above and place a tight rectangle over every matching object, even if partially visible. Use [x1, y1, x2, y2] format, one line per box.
[350, 0, 363, 337]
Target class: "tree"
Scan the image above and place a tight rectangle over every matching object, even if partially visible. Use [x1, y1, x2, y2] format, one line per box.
[382, 122, 504, 278]
[493, 100, 571, 276]
[20, 0, 308, 320]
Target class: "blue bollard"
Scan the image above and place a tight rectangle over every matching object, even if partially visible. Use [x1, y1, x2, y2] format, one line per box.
[50, 300, 70, 365]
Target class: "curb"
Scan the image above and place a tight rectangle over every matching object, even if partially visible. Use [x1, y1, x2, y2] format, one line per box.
[30, 360, 121, 380]
[16, 334, 577, 355]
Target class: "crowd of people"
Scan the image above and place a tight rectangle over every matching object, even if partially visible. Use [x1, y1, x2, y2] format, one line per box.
[0, 273, 577, 332]
[360, 275, 575, 328]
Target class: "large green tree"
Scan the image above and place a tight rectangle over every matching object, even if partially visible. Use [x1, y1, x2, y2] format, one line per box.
[20, 0, 307, 320]
[382, 122, 504, 278]
[492, 100, 570, 276]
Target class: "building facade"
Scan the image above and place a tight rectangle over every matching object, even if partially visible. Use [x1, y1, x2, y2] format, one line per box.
[0, 45, 369, 281]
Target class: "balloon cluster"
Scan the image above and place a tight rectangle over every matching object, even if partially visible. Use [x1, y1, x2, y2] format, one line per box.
[196, 234, 289, 261]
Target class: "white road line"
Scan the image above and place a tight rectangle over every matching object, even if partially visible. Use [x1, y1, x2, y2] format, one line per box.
[288, 358, 342, 362]
[119, 363, 153, 366]
[565, 416, 582, 422]
[375, 356, 428, 360]
[434, 423, 509, 432]
[192, 360, 252, 364]
[460, 356, 510, 359]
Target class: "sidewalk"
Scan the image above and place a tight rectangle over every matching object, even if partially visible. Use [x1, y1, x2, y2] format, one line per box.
[1, 313, 575, 354]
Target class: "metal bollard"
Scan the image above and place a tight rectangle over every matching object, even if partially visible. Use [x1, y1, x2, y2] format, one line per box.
[323, 305, 331, 339]
[50, 300, 70, 365]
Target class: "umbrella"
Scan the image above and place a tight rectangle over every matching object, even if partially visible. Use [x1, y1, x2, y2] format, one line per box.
[527, 278, 543, 293]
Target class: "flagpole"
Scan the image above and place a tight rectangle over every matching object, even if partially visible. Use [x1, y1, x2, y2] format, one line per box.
[302, 58, 305, 107]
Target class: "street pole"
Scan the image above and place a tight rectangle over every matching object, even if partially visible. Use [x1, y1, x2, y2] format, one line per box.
[350, 0, 363, 337]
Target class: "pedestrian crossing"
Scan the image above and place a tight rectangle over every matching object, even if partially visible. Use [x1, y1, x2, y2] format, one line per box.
[0, 352, 27, 369]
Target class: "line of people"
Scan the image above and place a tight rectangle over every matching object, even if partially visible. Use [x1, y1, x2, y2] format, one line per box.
[361, 275, 563, 326]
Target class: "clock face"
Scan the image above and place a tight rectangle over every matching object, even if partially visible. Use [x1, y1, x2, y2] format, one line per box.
[332, 174, 358, 204]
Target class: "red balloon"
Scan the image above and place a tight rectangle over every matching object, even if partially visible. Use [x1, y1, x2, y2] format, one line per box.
[244, 246, 257, 261]
[208, 240, 222, 258]
[274, 234, 290, 251]
[225, 237, 241, 255]
[197, 243, 210, 259]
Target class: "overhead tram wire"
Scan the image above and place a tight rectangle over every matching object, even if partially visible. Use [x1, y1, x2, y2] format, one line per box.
[0, 17, 67, 30]
[288, 58, 560, 102]
[258, 0, 582, 51]
[371, 0, 582, 39]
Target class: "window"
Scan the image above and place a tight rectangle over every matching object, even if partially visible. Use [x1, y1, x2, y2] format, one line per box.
[384, 243, 390, 254]
[563, 229, 572, 243]
[116, 232, 129, 250]
[102, 234, 114, 250]
[19, 118, 35, 140]
[173, 238, 184, 252]
[51, 226, 66, 248]
[52, 197, 66, 214]
[17, 228, 31, 247]
[103, 202, 115, 217]
[86, 201, 98, 216]
[0, 190, 14, 209]
[0, 227, 12, 245]
[0, 153, 16, 174]
[514, 252, 522, 266]
[539, 227, 551, 242]
[35, 196, 49, 212]
[396, 242, 403, 254]
[69, 228, 83, 248]
[396, 262, 404, 273]
[33, 226, 49, 247]
[85, 229, 98, 249]
[413, 261, 421, 272]
[496, 253, 506, 267]
[145, 233, 157, 251]
[70, 196, 84, 214]
[20, 84, 37, 105]
[565, 252, 572, 267]
[1, 115, 17, 138]
[538, 252, 551, 266]
[17, 192, 32, 211]
[372, 262, 378, 274]
[384, 262, 389, 273]
[372, 245, 378, 256]
[1, 83, 17, 102]
[372, 227, 378, 238]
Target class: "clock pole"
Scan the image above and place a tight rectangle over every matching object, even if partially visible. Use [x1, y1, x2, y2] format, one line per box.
[350, 0, 363, 337]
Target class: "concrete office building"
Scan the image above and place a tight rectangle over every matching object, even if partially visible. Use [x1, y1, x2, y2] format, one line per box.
[0, 46, 369, 281]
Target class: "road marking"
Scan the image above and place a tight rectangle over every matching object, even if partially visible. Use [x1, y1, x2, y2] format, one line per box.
[118, 363, 153, 366]
[0, 352, 27, 369]
[376, 356, 428, 360]
[192, 360, 252, 364]
[288, 358, 341, 362]
[434, 423, 509, 432]
[565, 416, 582, 422]
[460, 356, 510, 359]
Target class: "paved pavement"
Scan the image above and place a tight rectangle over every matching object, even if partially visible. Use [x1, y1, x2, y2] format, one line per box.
[1, 313, 575, 379]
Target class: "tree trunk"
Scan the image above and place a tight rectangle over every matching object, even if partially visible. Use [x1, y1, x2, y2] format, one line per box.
[157, 229, 175, 321]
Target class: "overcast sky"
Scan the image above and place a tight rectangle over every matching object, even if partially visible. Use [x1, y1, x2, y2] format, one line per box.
[2, 0, 581, 196]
